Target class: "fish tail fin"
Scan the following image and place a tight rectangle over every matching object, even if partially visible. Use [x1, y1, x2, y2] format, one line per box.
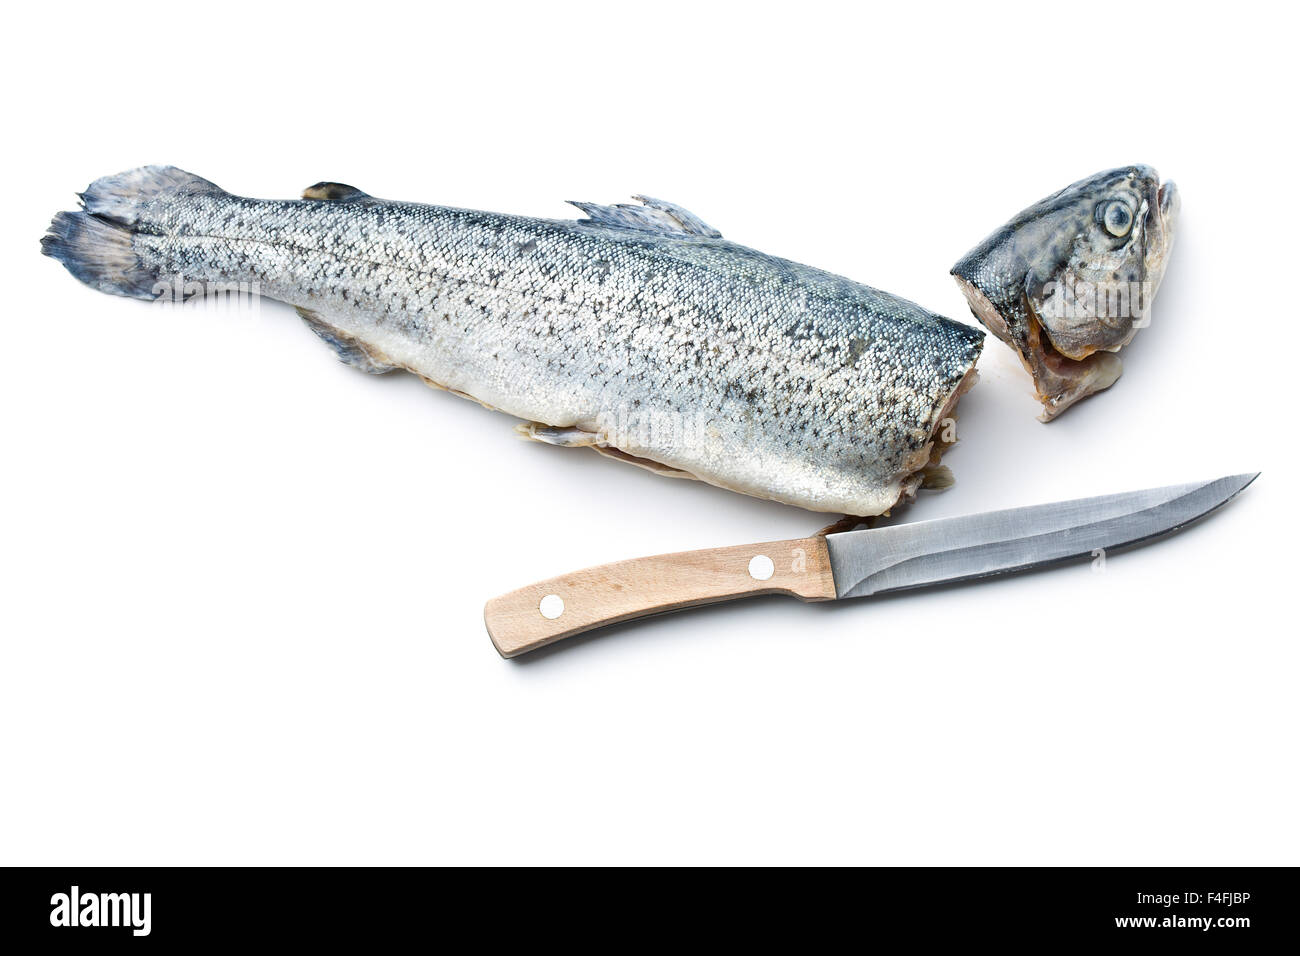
[41, 165, 223, 300]
[41, 211, 158, 299]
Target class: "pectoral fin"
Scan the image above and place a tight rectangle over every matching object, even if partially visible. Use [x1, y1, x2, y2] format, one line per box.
[920, 464, 955, 490]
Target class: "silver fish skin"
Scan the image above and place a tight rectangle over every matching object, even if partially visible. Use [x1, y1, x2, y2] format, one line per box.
[952, 165, 1179, 421]
[43, 166, 984, 515]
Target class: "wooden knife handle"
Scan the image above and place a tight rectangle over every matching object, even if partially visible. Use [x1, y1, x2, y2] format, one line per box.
[484, 536, 836, 658]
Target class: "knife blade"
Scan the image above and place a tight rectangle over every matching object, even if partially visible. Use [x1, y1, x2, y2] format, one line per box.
[483, 473, 1257, 657]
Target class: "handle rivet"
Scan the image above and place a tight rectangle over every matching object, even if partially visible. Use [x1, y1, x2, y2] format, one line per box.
[539, 594, 565, 619]
[748, 554, 775, 581]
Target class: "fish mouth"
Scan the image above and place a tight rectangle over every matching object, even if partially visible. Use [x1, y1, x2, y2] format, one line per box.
[1158, 180, 1179, 217]
[1148, 177, 1179, 282]
[1157, 179, 1180, 231]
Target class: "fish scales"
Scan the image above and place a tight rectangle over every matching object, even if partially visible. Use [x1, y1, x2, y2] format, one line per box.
[43, 167, 984, 515]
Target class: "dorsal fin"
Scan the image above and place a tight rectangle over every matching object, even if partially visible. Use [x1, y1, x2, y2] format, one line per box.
[302, 182, 371, 202]
[568, 195, 721, 238]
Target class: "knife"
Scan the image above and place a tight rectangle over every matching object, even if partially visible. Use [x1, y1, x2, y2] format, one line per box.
[484, 473, 1257, 657]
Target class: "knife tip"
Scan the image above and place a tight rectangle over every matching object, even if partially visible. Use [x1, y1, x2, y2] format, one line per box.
[1222, 472, 1260, 497]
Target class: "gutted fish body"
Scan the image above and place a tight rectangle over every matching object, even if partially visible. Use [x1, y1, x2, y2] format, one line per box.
[952, 166, 1178, 420]
[43, 166, 983, 515]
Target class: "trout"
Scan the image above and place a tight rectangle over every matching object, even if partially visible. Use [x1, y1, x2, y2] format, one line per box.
[43, 166, 983, 514]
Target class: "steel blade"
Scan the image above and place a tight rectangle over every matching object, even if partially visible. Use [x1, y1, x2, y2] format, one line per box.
[825, 473, 1257, 599]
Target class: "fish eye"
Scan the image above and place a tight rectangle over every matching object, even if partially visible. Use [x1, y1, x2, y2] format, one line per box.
[1096, 199, 1134, 238]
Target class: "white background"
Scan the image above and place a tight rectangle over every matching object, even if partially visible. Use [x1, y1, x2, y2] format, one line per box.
[2, 1, 1295, 865]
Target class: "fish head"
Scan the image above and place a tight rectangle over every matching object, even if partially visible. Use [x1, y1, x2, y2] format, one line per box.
[951, 166, 1179, 419]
